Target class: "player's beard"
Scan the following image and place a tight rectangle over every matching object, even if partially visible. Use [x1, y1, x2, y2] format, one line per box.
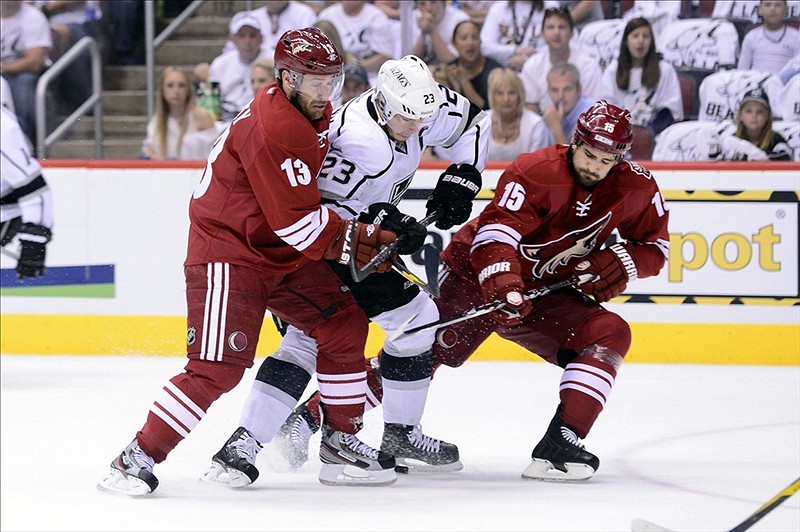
[567, 146, 606, 189]
[289, 92, 325, 121]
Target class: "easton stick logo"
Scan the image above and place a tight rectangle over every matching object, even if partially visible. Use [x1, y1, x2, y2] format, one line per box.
[519, 213, 611, 278]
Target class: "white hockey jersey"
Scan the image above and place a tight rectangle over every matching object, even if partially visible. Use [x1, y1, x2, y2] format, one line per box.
[317, 84, 490, 218]
[659, 18, 740, 71]
[781, 75, 800, 122]
[0, 106, 53, 227]
[576, 19, 626, 71]
[698, 69, 784, 121]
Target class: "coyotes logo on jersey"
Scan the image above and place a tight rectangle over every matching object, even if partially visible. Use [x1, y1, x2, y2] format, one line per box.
[519, 213, 611, 278]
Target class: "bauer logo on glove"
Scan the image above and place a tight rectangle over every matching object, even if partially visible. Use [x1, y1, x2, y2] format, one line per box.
[440, 173, 480, 195]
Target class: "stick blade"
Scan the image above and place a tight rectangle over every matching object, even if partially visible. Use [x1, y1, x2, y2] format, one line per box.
[631, 518, 674, 532]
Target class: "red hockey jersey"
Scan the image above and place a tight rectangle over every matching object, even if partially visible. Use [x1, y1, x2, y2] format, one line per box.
[444, 144, 670, 287]
[186, 83, 343, 273]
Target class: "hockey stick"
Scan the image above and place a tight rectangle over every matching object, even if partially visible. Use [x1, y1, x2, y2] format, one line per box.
[349, 211, 442, 283]
[422, 242, 442, 298]
[388, 242, 441, 298]
[389, 273, 595, 341]
[631, 477, 800, 532]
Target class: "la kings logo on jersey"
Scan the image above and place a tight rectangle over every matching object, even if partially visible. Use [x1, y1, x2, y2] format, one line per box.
[519, 213, 611, 278]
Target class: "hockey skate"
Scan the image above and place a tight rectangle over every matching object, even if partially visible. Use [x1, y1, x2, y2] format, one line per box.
[318, 426, 397, 486]
[202, 427, 263, 488]
[97, 438, 159, 496]
[521, 414, 599, 481]
[274, 399, 320, 469]
[381, 423, 463, 474]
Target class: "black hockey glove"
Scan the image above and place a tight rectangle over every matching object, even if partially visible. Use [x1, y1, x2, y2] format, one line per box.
[426, 163, 482, 230]
[358, 202, 426, 255]
[15, 223, 52, 280]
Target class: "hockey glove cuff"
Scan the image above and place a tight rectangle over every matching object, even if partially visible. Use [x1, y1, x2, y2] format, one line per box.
[324, 220, 396, 273]
[575, 243, 638, 303]
[426, 163, 481, 230]
[472, 243, 532, 326]
[16, 223, 52, 280]
[358, 202, 426, 255]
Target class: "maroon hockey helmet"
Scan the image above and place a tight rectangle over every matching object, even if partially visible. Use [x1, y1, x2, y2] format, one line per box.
[274, 27, 343, 76]
[572, 100, 633, 156]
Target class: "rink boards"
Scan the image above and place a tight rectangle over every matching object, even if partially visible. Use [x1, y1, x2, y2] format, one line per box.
[1, 160, 798, 365]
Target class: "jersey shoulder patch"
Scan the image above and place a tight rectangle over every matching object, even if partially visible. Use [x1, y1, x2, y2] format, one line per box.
[622, 160, 653, 179]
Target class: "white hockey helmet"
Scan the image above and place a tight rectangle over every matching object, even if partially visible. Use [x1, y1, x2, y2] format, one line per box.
[373, 55, 441, 125]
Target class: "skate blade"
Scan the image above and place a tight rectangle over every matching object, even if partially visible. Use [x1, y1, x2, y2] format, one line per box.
[395, 457, 464, 474]
[96, 468, 153, 497]
[521, 458, 594, 481]
[200, 461, 253, 488]
[318, 463, 397, 486]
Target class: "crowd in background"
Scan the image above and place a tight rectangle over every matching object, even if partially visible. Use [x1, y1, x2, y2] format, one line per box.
[1, 0, 798, 161]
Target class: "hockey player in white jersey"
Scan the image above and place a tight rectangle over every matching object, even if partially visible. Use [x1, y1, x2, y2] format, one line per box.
[0, 105, 54, 280]
[205, 55, 489, 485]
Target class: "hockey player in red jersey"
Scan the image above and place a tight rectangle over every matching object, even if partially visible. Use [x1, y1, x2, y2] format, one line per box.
[278, 100, 670, 481]
[98, 28, 399, 496]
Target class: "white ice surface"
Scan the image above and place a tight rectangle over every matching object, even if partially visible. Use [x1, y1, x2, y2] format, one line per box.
[1, 355, 799, 532]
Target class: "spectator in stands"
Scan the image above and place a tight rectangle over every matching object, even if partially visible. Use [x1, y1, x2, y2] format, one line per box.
[411, 0, 470, 65]
[520, 6, 602, 115]
[340, 63, 369, 105]
[223, 2, 317, 57]
[600, 17, 683, 137]
[621, 0, 682, 43]
[430, 61, 464, 95]
[372, 1, 402, 59]
[299, 0, 327, 15]
[374, 0, 401, 20]
[486, 67, 549, 161]
[250, 59, 275, 95]
[142, 66, 217, 161]
[160, 0, 193, 18]
[0, 0, 52, 147]
[36, 1, 110, 116]
[724, 88, 793, 160]
[448, 20, 502, 110]
[104, 0, 145, 65]
[458, 1, 494, 25]
[318, 1, 395, 85]
[556, 0, 604, 32]
[542, 62, 594, 144]
[480, 1, 549, 71]
[195, 11, 269, 124]
[738, 0, 800, 76]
